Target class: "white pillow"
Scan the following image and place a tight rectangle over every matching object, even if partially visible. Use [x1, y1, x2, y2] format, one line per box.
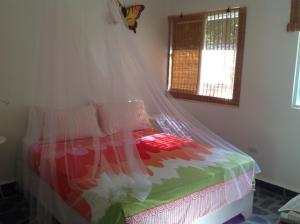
[279, 194, 300, 213]
[38, 105, 105, 141]
[96, 100, 152, 135]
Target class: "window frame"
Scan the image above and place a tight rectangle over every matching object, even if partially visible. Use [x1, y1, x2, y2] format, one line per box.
[292, 33, 300, 109]
[167, 7, 247, 106]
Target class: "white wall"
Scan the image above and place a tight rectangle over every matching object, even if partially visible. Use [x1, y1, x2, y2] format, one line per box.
[166, 0, 300, 192]
[0, 0, 168, 184]
[0, 1, 38, 184]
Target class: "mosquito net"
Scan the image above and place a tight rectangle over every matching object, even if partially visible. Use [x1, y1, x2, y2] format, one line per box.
[21, 0, 260, 223]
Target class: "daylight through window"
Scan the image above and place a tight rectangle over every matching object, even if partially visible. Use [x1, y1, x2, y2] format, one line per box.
[292, 33, 300, 108]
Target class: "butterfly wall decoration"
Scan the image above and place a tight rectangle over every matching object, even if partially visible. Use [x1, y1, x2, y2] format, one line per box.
[117, 0, 145, 33]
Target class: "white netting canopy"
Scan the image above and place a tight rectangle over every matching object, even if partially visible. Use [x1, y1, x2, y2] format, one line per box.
[21, 1, 260, 223]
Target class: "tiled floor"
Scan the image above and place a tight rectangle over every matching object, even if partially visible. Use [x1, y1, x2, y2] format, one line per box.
[0, 184, 294, 224]
[242, 186, 292, 224]
[0, 193, 30, 224]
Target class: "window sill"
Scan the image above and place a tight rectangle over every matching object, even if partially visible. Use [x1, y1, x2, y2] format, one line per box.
[291, 104, 300, 110]
[167, 91, 240, 106]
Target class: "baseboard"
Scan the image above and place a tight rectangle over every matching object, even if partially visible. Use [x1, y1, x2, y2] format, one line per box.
[256, 175, 300, 193]
[255, 178, 299, 198]
[0, 179, 16, 186]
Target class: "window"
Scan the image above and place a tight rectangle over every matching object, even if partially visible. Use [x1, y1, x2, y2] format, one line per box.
[288, 0, 300, 108]
[167, 8, 246, 105]
[292, 34, 300, 108]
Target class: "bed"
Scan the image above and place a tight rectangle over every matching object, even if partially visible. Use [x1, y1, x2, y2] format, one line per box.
[27, 129, 255, 224]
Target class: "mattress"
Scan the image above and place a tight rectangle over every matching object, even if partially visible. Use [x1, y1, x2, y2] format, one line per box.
[29, 129, 255, 224]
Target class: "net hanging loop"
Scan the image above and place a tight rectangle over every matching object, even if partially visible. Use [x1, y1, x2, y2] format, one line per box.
[180, 11, 184, 18]
[227, 6, 231, 13]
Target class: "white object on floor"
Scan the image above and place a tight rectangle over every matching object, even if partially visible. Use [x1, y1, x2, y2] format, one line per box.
[0, 136, 6, 144]
[279, 194, 300, 213]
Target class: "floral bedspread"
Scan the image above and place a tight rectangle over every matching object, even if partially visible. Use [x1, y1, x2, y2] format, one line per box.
[30, 129, 255, 224]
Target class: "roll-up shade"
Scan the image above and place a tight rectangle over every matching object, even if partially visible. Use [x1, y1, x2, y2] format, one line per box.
[288, 0, 300, 32]
[170, 17, 205, 94]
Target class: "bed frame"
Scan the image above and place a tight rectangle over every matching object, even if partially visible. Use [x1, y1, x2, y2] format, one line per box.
[194, 191, 253, 224]
[27, 171, 253, 224]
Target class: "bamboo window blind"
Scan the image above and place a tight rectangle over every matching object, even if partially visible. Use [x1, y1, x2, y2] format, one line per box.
[288, 0, 300, 32]
[168, 8, 246, 106]
[170, 18, 204, 94]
